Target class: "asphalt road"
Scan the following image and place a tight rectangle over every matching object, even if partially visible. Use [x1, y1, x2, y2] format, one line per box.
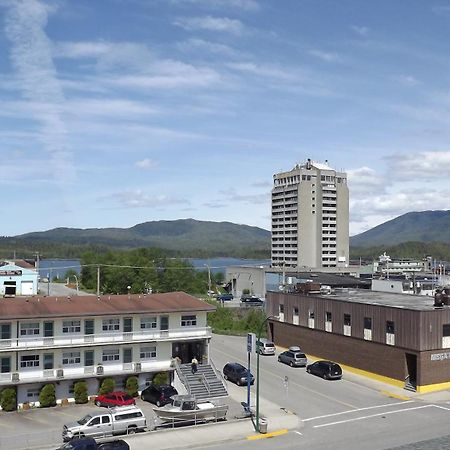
[209, 334, 450, 450]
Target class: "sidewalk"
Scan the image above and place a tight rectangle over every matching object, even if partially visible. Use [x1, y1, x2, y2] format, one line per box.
[123, 392, 300, 450]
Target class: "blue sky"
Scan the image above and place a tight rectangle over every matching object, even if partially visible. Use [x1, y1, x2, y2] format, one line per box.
[1, 0, 450, 237]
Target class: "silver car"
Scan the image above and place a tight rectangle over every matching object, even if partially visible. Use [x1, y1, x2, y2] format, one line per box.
[278, 350, 307, 367]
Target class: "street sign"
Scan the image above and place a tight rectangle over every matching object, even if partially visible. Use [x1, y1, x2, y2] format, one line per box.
[247, 333, 253, 352]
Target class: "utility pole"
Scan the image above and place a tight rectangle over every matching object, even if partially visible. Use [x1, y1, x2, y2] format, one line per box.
[97, 266, 100, 298]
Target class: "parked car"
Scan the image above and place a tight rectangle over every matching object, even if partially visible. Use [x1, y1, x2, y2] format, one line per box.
[240, 296, 264, 307]
[95, 392, 135, 408]
[223, 362, 254, 386]
[216, 293, 234, 301]
[141, 384, 178, 407]
[256, 338, 276, 355]
[306, 360, 342, 380]
[56, 437, 129, 450]
[278, 349, 307, 367]
[62, 405, 146, 441]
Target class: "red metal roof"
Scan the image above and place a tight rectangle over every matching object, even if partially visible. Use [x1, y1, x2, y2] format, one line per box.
[0, 292, 215, 319]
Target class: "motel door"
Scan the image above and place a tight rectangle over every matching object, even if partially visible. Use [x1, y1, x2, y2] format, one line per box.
[405, 353, 417, 390]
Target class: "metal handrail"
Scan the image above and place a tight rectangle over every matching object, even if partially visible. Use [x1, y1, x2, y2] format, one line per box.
[200, 373, 212, 396]
[173, 360, 191, 395]
[210, 358, 227, 388]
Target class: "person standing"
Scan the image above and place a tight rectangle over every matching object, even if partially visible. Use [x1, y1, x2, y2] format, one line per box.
[191, 356, 198, 374]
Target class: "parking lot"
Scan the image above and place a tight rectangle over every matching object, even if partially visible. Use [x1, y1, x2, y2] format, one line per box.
[0, 390, 242, 450]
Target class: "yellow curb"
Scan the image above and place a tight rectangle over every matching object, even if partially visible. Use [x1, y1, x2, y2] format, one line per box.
[247, 428, 289, 440]
[380, 390, 411, 401]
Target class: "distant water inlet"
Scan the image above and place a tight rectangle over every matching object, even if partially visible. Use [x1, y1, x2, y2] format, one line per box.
[38, 259, 81, 280]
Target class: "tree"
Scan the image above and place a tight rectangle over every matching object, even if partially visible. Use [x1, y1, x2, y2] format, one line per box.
[152, 372, 169, 386]
[74, 381, 88, 404]
[98, 378, 115, 395]
[39, 384, 56, 407]
[125, 376, 139, 397]
[0, 388, 16, 411]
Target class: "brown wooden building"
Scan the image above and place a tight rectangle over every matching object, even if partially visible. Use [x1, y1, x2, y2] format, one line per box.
[266, 288, 450, 393]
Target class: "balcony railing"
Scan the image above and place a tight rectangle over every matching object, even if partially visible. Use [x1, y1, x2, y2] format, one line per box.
[0, 360, 169, 385]
[0, 326, 212, 351]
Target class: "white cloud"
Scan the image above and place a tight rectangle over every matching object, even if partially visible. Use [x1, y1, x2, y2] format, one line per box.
[385, 151, 450, 179]
[173, 16, 245, 35]
[219, 188, 268, 205]
[308, 49, 341, 63]
[53, 41, 112, 58]
[135, 159, 158, 170]
[347, 166, 389, 194]
[108, 190, 189, 208]
[350, 25, 369, 36]
[226, 62, 301, 82]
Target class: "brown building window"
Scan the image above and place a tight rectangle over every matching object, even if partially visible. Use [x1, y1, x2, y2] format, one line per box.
[443, 324, 450, 348]
[344, 314, 351, 336]
[364, 317, 372, 341]
[386, 321, 395, 346]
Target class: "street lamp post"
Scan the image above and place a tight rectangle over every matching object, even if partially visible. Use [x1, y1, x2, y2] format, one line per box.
[253, 314, 278, 433]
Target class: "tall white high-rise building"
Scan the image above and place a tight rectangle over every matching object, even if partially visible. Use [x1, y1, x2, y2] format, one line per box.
[271, 159, 349, 269]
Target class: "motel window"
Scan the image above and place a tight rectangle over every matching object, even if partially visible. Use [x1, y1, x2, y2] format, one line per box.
[102, 319, 120, 332]
[123, 317, 133, 333]
[140, 346, 157, 359]
[123, 348, 133, 364]
[20, 354, 39, 368]
[27, 388, 40, 400]
[43, 353, 54, 370]
[102, 348, 120, 362]
[84, 320, 94, 335]
[181, 315, 197, 327]
[62, 352, 81, 366]
[84, 350, 94, 367]
[0, 323, 11, 340]
[20, 322, 40, 336]
[1, 357, 11, 373]
[62, 320, 81, 334]
[141, 316, 157, 329]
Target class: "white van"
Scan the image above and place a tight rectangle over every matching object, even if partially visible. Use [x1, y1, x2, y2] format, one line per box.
[62, 405, 146, 441]
[256, 338, 276, 355]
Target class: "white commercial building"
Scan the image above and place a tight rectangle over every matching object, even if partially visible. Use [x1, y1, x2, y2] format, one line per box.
[271, 159, 349, 269]
[0, 292, 214, 407]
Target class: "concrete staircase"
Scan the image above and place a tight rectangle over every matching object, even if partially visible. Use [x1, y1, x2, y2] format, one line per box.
[177, 363, 228, 401]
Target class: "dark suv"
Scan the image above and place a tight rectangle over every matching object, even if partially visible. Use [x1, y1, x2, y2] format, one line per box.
[306, 360, 342, 380]
[223, 362, 254, 386]
[240, 296, 264, 307]
[141, 384, 178, 406]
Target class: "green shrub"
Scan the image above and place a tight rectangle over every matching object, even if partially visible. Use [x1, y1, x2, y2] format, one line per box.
[98, 378, 115, 395]
[1, 388, 16, 411]
[242, 288, 250, 295]
[125, 376, 139, 397]
[152, 372, 169, 386]
[74, 381, 88, 404]
[39, 384, 56, 408]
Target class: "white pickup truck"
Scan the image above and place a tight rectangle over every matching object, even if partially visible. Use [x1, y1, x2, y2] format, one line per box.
[62, 405, 146, 441]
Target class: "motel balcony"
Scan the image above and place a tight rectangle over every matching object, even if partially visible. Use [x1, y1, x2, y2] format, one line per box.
[0, 326, 212, 352]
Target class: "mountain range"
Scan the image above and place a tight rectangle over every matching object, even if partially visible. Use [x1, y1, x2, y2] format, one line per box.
[4, 210, 450, 258]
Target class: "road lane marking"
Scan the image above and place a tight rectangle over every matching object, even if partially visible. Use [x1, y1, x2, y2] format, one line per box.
[247, 429, 288, 440]
[212, 346, 358, 409]
[293, 430, 303, 436]
[303, 400, 415, 422]
[313, 405, 433, 428]
[431, 404, 450, 411]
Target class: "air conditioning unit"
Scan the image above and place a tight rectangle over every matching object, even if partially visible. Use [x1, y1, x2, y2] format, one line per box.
[96, 365, 104, 375]
[134, 362, 141, 373]
[11, 372, 19, 382]
[56, 369, 64, 378]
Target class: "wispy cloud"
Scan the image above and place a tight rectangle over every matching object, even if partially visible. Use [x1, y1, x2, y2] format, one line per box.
[4, 0, 75, 183]
[219, 188, 267, 204]
[170, 0, 260, 11]
[135, 158, 158, 170]
[177, 38, 238, 56]
[106, 189, 190, 208]
[350, 25, 369, 36]
[393, 74, 421, 87]
[308, 49, 341, 63]
[173, 16, 245, 35]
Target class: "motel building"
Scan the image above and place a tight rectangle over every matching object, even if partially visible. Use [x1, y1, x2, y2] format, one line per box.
[266, 285, 450, 393]
[0, 292, 214, 407]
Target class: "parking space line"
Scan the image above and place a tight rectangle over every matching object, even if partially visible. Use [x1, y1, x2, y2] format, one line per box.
[303, 400, 415, 422]
[313, 405, 432, 428]
[18, 413, 56, 426]
[0, 419, 14, 429]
